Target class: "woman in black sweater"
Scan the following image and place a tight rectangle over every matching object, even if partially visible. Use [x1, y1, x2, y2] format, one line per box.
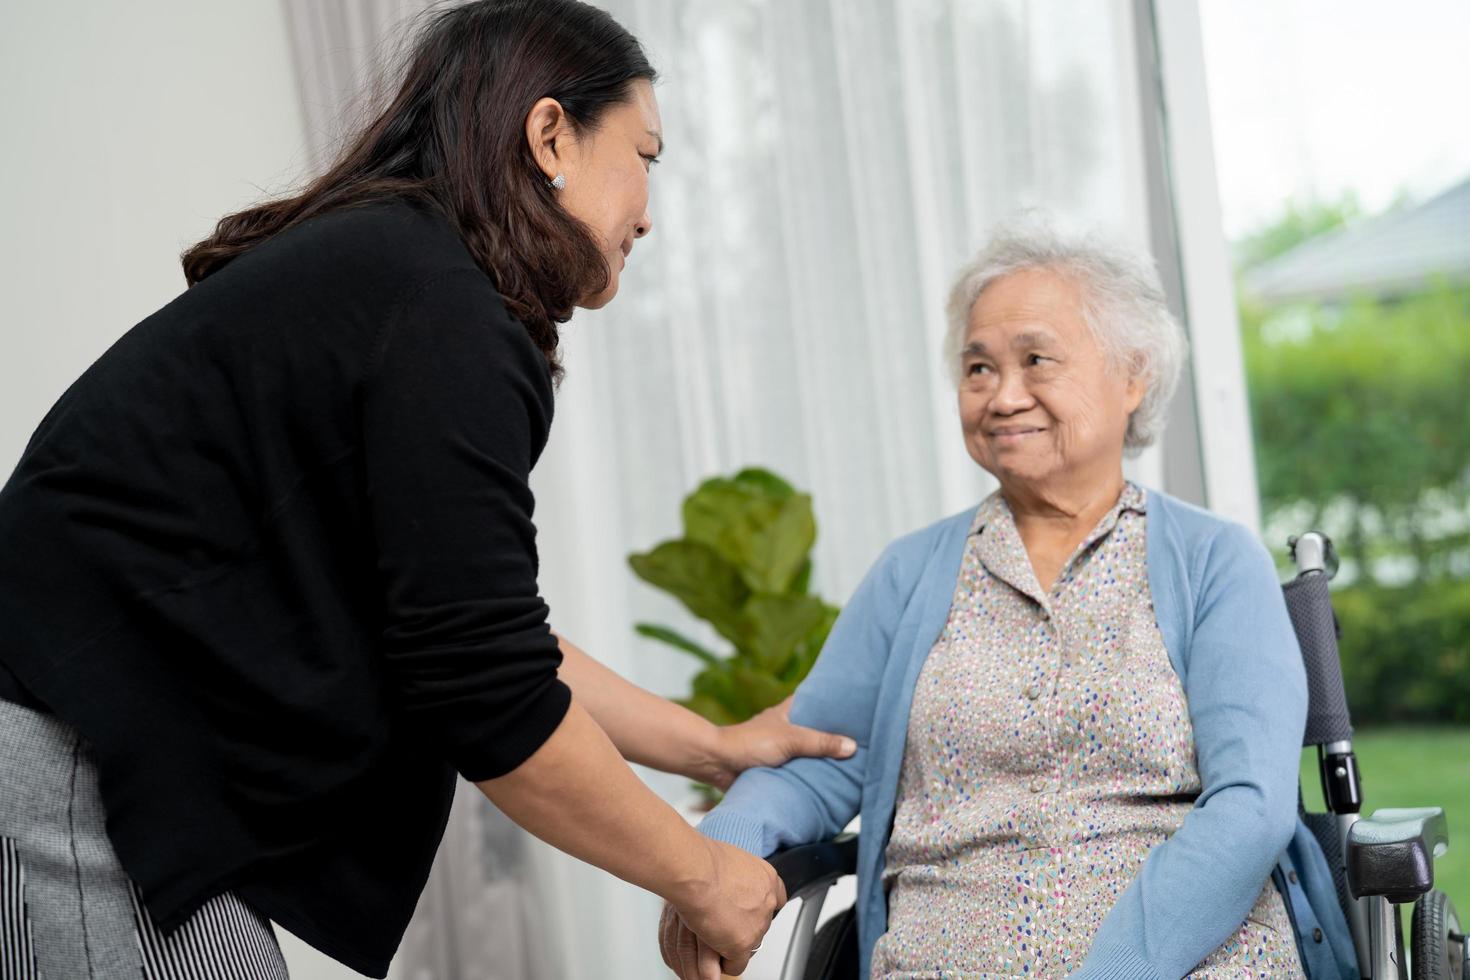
[0, 3, 849, 979]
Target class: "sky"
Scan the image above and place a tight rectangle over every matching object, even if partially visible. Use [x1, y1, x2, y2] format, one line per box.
[1199, 0, 1470, 240]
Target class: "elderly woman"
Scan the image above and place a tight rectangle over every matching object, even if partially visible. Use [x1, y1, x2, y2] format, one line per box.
[668, 222, 1329, 979]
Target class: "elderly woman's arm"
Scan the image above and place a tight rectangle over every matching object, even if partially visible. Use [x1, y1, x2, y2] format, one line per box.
[1074, 523, 1308, 980]
[695, 539, 915, 856]
[661, 541, 916, 974]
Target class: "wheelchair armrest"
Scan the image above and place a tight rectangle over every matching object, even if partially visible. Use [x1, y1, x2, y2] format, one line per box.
[768, 833, 859, 901]
[1346, 807, 1449, 904]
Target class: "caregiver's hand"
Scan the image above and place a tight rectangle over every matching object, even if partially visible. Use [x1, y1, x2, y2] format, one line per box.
[554, 636, 854, 786]
[660, 903, 718, 980]
[699, 694, 856, 791]
[662, 838, 783, 979]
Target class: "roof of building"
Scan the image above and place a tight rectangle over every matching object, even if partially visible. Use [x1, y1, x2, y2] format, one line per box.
[1243, 176, 1470, 304]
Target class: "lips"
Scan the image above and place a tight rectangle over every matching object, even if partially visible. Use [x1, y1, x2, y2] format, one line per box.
[989, 426, 1045, 443]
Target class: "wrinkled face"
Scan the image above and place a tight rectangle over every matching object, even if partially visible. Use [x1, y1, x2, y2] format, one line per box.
[552, 79, 662, 309]
[957, 267, 1144, 491]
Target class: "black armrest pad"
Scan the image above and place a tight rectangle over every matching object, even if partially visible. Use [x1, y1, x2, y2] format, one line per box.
[1346, 807, 1449, 903]
[768, 834, 859, 899]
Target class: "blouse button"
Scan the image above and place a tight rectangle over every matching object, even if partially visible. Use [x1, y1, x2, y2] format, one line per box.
[1288, 870, 1299, 885]
[1024, 684, 1041, 700]
[1312, 927, 1324, 943]
[1029, 778, 1046, 793]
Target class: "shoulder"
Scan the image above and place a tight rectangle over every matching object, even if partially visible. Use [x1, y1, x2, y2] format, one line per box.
[841, 506, 976, 622]
[212, 197, 485, 310]
[1146, 487, 1235, 547]
[1146, 487, 1269, 574]
[371, 266, 552, 408]
[386, 265, 517, 333]
[319, 202, 540, 362]
[872, 506, 976, 584]
[292, 198, 477, 273]
[1145, 488, 1284, 650]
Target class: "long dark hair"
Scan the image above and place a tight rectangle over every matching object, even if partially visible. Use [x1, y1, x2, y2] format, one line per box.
[181, 0, 656, 379]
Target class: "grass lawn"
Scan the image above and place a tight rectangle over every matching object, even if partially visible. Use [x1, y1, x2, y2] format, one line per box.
[1300, 727, 1470, 909]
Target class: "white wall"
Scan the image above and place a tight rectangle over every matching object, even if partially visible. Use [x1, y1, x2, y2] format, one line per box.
[0, 1, 310, 472]
[0, 4, 370, 978]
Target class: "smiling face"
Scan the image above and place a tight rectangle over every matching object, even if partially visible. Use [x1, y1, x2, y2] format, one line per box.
[957, 267, 1144, 497]
[526, 78, 662, 309]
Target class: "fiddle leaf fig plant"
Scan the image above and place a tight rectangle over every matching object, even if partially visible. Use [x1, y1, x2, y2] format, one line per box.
[628, 468, 839, 727]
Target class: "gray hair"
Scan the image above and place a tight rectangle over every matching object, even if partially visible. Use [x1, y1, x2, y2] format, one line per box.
[944, 217, 1188, 455]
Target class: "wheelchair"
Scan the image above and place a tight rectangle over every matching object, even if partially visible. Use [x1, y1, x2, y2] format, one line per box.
[765, 532, 1467, 980]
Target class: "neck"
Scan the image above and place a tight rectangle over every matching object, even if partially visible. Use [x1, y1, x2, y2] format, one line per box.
[1002, 464, 1126, 546]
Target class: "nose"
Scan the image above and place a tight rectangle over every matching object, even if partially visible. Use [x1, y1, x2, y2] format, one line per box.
[634, 209, 652, 239]
[991, 368, 1034, 414]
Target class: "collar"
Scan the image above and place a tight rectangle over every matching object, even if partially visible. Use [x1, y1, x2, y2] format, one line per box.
[968, 481, 1146, 609]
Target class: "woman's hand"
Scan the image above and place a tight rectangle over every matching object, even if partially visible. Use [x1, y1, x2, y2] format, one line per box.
[697, 695, 856, 790]
[554, 636, 853, 786]
[661, 837, 784, 978]
[659, 903, 721, 980]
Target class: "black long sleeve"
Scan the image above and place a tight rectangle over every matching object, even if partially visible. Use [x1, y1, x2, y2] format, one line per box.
[0, 198, 565, 976]
[364, 268, 569, 780]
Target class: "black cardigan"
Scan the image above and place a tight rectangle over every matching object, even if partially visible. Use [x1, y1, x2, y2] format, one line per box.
[0, 198, 570, 977]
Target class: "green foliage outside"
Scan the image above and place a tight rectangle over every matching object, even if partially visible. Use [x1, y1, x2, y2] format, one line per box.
[627, 467, 839, 727]
[1239, 197, 1470, 726]
[1242, 283, 1470, 585]
[1332, 580, 1470, 724]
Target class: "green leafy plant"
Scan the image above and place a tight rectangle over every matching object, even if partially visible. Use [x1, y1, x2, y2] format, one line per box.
[628, 467, 839, 727]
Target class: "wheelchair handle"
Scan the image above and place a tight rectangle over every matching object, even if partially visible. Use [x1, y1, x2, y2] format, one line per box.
[1289, 531, 1339, 579]
[768, 834, 859, 901]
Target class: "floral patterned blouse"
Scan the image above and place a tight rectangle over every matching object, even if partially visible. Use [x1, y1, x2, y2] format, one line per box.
[871, 484, 1304, 978]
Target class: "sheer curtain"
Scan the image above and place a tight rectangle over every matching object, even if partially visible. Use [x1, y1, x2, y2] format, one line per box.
[281, 2, 1164, 978]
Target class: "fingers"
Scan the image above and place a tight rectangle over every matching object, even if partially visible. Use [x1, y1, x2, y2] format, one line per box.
[698, 937, 724, 980]
[658, 905, 673, 975]
[787, 722, 857, 760]
[661, 903, 701, 980]
[669, 840, 784, 973]
[719, 947, 752, 977]
[674, 918, 700, 980]
[658, 904, 679, 974]
[771, 696, 855, 761]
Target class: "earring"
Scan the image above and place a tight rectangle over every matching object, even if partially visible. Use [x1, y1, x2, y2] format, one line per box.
[549, 173, 566, 190]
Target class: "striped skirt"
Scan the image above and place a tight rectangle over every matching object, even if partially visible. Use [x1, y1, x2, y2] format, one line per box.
[0, 696, 289, 980]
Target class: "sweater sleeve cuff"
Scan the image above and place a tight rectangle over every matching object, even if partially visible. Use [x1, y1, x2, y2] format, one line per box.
[450, 677, 572, 782]
[1070, 944, 1169, 980]
[696, 809, 769, 858]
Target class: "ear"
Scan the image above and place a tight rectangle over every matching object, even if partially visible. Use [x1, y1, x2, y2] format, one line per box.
[1123, 368, 1147, 415]
[524, 97, 573, 181]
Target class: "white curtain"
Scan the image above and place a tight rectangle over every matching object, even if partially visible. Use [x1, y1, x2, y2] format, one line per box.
[281, 2, 1165, 977]
[279, 0, 425, 171]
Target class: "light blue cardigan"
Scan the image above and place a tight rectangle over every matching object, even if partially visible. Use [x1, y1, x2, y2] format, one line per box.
[700, 488, 1358, 979]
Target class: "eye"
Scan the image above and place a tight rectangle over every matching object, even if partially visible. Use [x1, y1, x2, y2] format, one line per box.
[640, 153, 661, 171]
[1027, 353, 1052, 367]
[965, 362, 992, 376]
